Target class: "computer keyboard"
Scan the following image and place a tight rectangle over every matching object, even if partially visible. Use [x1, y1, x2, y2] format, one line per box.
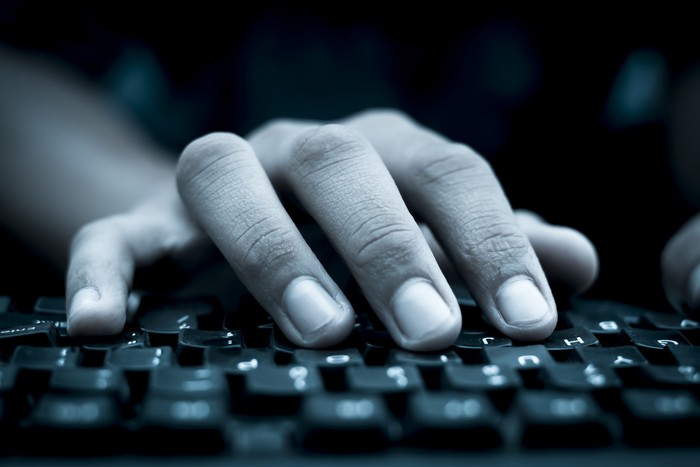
[2, 283, 700, 467]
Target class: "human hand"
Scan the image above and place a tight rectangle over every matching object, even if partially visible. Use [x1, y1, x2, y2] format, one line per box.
[66, 184, 210, 335]
[661, 213, 700, 317]
[172, 109, 598, 350]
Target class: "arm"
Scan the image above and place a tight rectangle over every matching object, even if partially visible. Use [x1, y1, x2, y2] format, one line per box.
[0, 45, 176, 268]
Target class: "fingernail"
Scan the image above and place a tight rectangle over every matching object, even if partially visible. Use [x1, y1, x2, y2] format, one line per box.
[687, 263, 700, 310]
[496, 277, 550, 325]
[284, 278, 342, 337]
[391, 279, 453, 340]
[68, 287, 100, 328]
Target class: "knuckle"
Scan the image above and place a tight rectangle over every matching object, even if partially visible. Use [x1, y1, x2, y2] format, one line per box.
[237, 215, 299, 277]
[289, 124, 368, 175]
[176, 132, 253, 191]
[456, 218, 531, 268]
[343, 205, 422, 270]
[410, 142, 493, 187]
[348, 107, 414, 127]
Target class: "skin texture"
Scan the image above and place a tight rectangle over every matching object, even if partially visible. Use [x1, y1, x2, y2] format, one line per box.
[2, 46, 604, 351]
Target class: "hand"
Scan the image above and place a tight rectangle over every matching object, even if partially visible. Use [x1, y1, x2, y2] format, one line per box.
[661, 213, 700, 317]
[173, 109, 598, 350]
[66, 185, 210, 335]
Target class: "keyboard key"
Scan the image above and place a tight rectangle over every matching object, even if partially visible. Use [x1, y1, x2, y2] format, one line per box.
[0, 322, 59, 349]
[517, 390, 612, 447]
[620, 389, 700, 446]
[452, 330, 512, 363]
[574, 345, 648, 368]
[442, 364, 520, 411]
[242, 365, 324, 415]
[403, 392, 502, 449]
[177, 328, 241, 366]
[299, 393, 393, 452]
[483, 345, 556, 369]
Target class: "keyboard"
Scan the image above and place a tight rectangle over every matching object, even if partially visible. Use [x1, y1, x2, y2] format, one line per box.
[2, 282, 700, 467]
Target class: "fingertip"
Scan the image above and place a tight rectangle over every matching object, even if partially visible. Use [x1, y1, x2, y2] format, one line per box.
[388, 279, 462, 351]
[494, 276, 557, 341]
[518, 212, 600, 294]
[67, 287, 126, 336]
[280, 277, 356, 348]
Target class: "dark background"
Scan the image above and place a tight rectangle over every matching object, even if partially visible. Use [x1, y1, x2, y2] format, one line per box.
[1, 2, 697, 312]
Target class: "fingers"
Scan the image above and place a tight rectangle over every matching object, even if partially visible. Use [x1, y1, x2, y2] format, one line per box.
[66, 192, 204, 336]
[176, 133, 355, 348]
[661, 213, 700, 315]
[346, 110, 556, 341]
[284, 125, 461, 350]
[514, 210, 599, 294]
[421, 212, 600, 295]
[66, 217, 133, 335]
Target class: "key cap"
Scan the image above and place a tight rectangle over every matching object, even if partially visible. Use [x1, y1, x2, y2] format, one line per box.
[241, 365, 324, 415]
[620, 389, 700, 446]
[516, 390, 613, 447]
[0, 322, 58, 349]
[403, 392, 502, 449]
[345, 365, 423, 417]
[299, 393, 392, 452]
[452, 330, 512, 364]
[139, 366, 230, 454]
[292, 348, 364, 391]
[442, 364, 520, 411]
[138, 295, 223, 346]
[387, 350, 461, 390]
[177, 329, 241, 366]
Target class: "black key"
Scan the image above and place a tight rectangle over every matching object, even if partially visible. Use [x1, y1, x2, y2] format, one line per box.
[292, 348, 364, 368]
[346, 365, 424, 394]
[26, 394, 126, 456]
[230, 421, 295, 457]
[33, 296, 66, 315]
[105, 346, 174, 405]
[177, 329, 241, 366]
[668, 345, 700, 367]
[540, 363, 622, 410]
[11, 346, 78, 370]
[138, 295, 223, 346]
[292, 348, 364, 391]
[242, 365, 324, 415]
[642, 311, 700, 331]
[540, 327, 599, 352]
[205, 347, 275, 371]
[387, 350, 461, 390]
[567, 311, 626, 346]
[639, 365, 700, 390]
[105, 346, 174, 371]
[516, 390, 612, 447]
[149, 366, 228, 398]
[625, 328, 690, 350]
[0, 322, 59, 349]
[620, 389, 700, 446]
[541, 363, 621, 391]
[299, 393, 392, 452]
[442, 364, 520, 411]
[574, 345, 648, 368]
[77, 331, 146, 367]
[452, 330, 511, 363]
[32, 393, 120, 429]
[483, 345, 555, 369]
[49, 367, 129, 399]
[403, 392, 502, 449]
